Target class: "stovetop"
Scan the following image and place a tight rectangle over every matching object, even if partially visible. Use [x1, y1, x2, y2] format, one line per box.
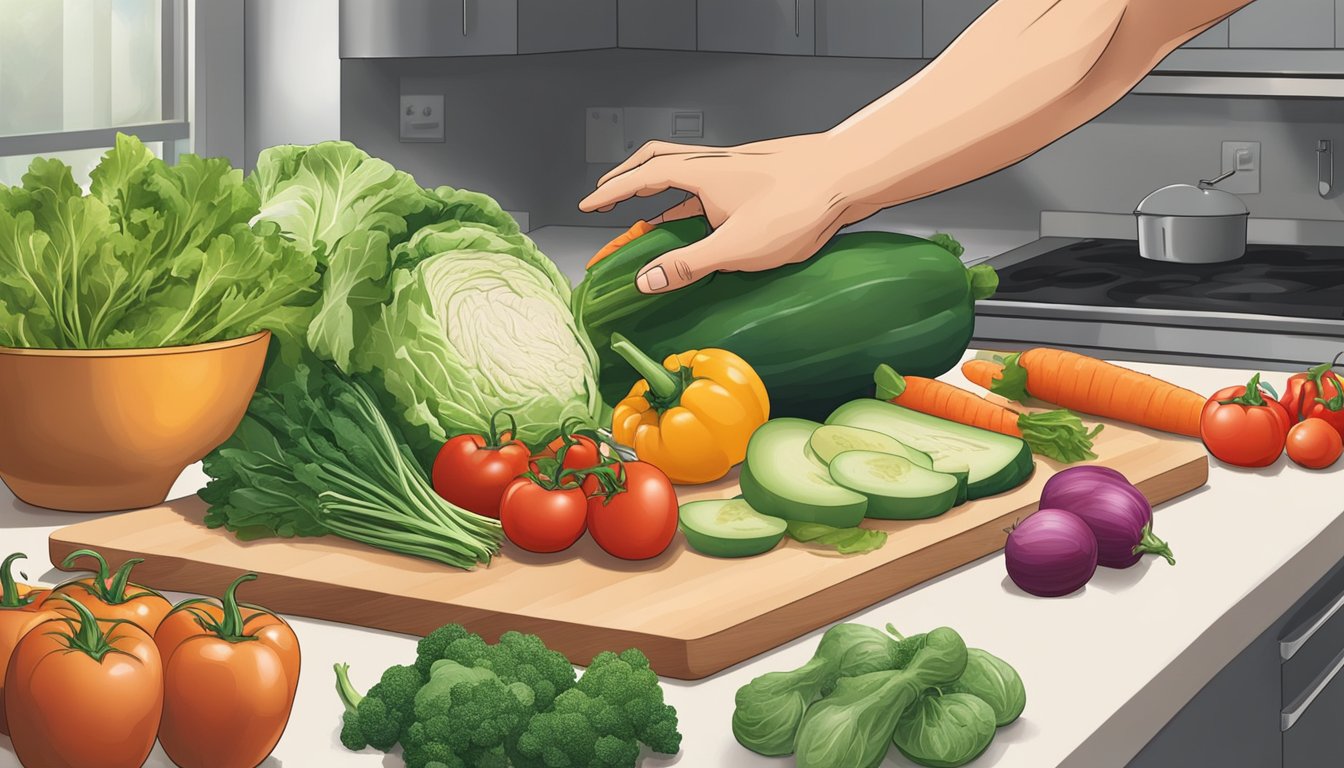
[990, 239, 1344, 321]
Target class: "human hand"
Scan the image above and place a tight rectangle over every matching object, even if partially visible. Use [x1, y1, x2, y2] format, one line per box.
[579, 132, 871, 294]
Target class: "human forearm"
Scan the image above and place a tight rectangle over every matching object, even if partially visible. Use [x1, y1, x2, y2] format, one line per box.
[825, 0, 1252, 218]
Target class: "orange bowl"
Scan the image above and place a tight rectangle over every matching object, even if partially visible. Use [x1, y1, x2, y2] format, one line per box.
[0, 331, 270, 512]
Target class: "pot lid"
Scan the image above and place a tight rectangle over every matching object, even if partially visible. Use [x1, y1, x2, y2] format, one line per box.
[1135, 183, 1248, 217]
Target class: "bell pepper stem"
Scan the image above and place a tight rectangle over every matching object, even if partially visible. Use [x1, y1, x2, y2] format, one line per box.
[610, 333, 681, 401]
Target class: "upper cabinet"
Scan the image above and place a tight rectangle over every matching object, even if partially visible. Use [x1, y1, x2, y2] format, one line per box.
[1228, 0, 1334, 48]
[816, 0, 921, 58]
[922, 0, 992, 58]
[697, 0, 816, 56]
[338, 0, 616, 58]
[618, 0, 696, 51]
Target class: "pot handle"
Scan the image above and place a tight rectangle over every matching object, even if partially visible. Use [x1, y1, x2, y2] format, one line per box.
[1199, 168, 1237, 189]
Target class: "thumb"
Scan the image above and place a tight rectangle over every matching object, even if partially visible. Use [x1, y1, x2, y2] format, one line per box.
[635, 224, 743, 294]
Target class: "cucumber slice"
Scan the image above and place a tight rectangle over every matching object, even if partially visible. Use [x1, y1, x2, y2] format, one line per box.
[679, 498, 787, 558]
[808, 424, 933, 469]
[740, 418, 868, 528]
[932, 458, 971, 506]
[826, 400, 1034, 500]
[828, 450, 960, 520]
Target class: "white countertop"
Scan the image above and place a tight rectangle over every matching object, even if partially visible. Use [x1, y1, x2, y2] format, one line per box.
[3, 354, 1341, 768]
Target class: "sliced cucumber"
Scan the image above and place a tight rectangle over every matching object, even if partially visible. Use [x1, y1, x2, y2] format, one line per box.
[828, 450, 960, 520]
[933, 458, 971, 506]
[826, 400, 1034, 500]
[740, 418, 868, 528]
[679, 498, 787, 558]
[808, 424, 933, 469]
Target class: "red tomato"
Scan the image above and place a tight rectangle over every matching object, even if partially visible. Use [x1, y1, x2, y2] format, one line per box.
[432, 432, 531, 519]
[533, 434, 603, 476]
[583, 462, 678, 560]
[1280, 361, 1344, 439]
[1286, 418, 1344, 469]
[499, 478, 588, 553]
[1201, 374, 1291, 468]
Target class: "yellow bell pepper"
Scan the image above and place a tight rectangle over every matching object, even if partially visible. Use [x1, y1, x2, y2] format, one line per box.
[609, 333, 769, 484]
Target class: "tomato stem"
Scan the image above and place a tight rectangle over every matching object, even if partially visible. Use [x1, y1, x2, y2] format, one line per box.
[0, 553, 38, 608]
[46, 594, 135, 662]
[484, 410, 519, 449]
[1219, 373, 1273, 407]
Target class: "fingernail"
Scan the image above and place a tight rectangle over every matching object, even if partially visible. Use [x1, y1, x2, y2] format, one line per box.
[637, 266, 668, 292]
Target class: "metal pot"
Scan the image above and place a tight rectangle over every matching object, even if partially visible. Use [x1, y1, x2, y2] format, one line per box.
[1134, 169, 1248, 264]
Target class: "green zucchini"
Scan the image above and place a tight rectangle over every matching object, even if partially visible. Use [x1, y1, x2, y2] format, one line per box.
[826, 399, 1033, 500]
[572, 217, 997, 421]
[679, 498, 788, 558]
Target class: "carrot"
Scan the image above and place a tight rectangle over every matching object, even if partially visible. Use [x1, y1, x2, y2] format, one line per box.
[586, 220, 655, 269]
[875, 364, 1101, 463]
[960, 348, 1204, 438]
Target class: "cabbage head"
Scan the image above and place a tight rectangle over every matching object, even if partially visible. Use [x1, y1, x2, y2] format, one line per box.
[359, 245, 601, 452]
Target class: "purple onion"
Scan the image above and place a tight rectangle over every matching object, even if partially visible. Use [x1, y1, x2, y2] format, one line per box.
[1005, 508, 1098, 598]
[1040, 466, 1175, 569]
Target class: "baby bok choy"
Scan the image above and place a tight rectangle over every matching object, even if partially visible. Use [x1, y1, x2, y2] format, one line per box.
[732, 623, 913, 756]
[893, 691, 998, 768]
[793, 626, 969, 768]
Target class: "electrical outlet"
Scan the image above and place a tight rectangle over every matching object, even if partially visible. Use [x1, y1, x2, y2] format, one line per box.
[586, 108, 625, 163]
[401, 95, 444, 143]
[1220, 140, 1260, 194]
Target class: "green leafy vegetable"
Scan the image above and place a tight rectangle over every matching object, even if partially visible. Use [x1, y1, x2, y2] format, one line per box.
[793, 627, 969, 768]
[335, 623, 682, 768]
[944, 648, 1027, 727]
[0, 133, 317, 349]
[785, 520, 888, 555]
[199, 358, 503, 569]
[733, 623, 908, 756]
[892, 691, 997, 768]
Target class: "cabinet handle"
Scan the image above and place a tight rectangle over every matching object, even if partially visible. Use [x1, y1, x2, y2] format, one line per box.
[462, 0, 468, 35]
[794, 0, 800, 37]
[1281, 586, 1344, 661]
[1282, 643, 1344, 731]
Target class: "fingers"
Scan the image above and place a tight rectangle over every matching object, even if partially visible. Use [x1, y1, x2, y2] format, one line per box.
[635, 223, 746, 295]
[598, 140, 681, 188]
[649, 196, 704, 225]
[579, 157, 694, 213]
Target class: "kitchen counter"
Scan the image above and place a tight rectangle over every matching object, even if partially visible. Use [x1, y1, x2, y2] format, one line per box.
[3, 355, 1340, 768]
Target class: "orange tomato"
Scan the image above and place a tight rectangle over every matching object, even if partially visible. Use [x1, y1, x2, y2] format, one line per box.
[1287, 417, 1344, 469]
[0, 553, 60, 736]
[154, 573, 301, 768]
[5, 596, 163, 768]
[49, 548, 172, 634]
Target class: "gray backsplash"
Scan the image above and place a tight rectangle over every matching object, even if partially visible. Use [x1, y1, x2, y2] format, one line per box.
[341, 48, 1344, 233]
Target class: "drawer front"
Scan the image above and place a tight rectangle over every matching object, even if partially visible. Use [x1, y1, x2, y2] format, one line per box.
[1284, 647, 1344, 765]
[1281, 569, 1344, 706]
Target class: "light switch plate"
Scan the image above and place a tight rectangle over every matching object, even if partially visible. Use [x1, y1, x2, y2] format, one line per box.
[401, 94, 445, 143]
[586, 108, 625, 163]
[1220, 140, 1260, 194]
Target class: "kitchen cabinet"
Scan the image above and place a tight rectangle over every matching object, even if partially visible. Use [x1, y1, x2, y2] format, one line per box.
[922, 0, 992, 58]
[816, 0, 921, 58]
[1183, 19, 1230, 48]
[338, 0, 616, 58]
[1228, 0, 1334, 49]
[697, 0, 816, 56]
[618, 0, 696, 51]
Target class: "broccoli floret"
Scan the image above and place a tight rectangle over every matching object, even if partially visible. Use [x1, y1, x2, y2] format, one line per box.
[513, 688, 640, 768]
[574, 650, 682, 755]
[416, 625, 576, 712]
[402, 677, 534, 768]
[335, 662, 425, 751]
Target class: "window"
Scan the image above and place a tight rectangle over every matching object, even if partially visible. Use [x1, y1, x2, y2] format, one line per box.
[0, 0, 188, 187]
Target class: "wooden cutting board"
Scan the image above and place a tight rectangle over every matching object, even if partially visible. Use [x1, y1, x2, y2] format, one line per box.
[49, 419, 1207, 680]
